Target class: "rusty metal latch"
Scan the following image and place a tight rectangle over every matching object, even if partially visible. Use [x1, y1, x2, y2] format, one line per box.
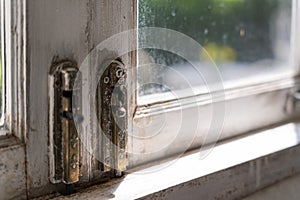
[49, 61, 81, 184]
[49, 59, 128, 186]
[98, 59, 128, 177]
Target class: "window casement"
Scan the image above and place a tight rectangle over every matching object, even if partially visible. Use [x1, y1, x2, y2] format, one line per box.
[0, 0, 27, 137]
[131, 0, 300, 165]
[0, 0, 27, 199]
[1, 0, 300, 199]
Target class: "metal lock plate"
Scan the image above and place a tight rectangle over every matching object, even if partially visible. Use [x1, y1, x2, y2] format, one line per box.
[98, 59, 128, 177]
[49, 58, 128, 186]
[49, 61, 81, 184]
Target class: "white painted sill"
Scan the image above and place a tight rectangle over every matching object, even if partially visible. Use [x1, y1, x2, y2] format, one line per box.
[48, 123, 300, 200]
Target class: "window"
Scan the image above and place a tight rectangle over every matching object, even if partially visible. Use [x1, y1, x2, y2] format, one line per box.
[1, 0, 300, 199]
[138, 0, 294, 100]
[0, 1, 27, 199]
[0, 6, 2, 115]
[130, 0, 300, 166]
[0, 0, 4, 130]
[0, 0, 26, 137]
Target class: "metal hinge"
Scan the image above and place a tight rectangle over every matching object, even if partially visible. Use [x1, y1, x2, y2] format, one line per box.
[286, 88, 300, 115]
[98, 59, 128, 177]
[49, 61, 82, 184]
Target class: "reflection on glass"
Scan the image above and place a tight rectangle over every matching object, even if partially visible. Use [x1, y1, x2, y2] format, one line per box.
[138, 0, 293, 97]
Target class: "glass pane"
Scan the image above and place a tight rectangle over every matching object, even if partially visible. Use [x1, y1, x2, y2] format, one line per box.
[0, 5, 2, 117]
[138, 0, 294, 100]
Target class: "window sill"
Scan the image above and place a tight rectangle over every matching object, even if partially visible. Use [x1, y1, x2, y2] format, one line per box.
[47, 122, 300, 199]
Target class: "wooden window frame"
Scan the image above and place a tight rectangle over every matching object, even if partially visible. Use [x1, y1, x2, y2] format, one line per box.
[1, 0, 300, 199]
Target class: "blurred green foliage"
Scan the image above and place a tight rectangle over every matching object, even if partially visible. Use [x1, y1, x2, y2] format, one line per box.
[139, 0, 291, 64]
[0, 54, 2, 111]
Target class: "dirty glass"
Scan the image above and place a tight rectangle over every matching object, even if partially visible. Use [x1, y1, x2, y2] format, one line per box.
[0, 6, 2, 117]
[138, 0, 294, 98]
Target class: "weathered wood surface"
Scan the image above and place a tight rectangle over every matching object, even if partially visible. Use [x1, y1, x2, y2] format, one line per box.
[0, 138, 26, 200]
